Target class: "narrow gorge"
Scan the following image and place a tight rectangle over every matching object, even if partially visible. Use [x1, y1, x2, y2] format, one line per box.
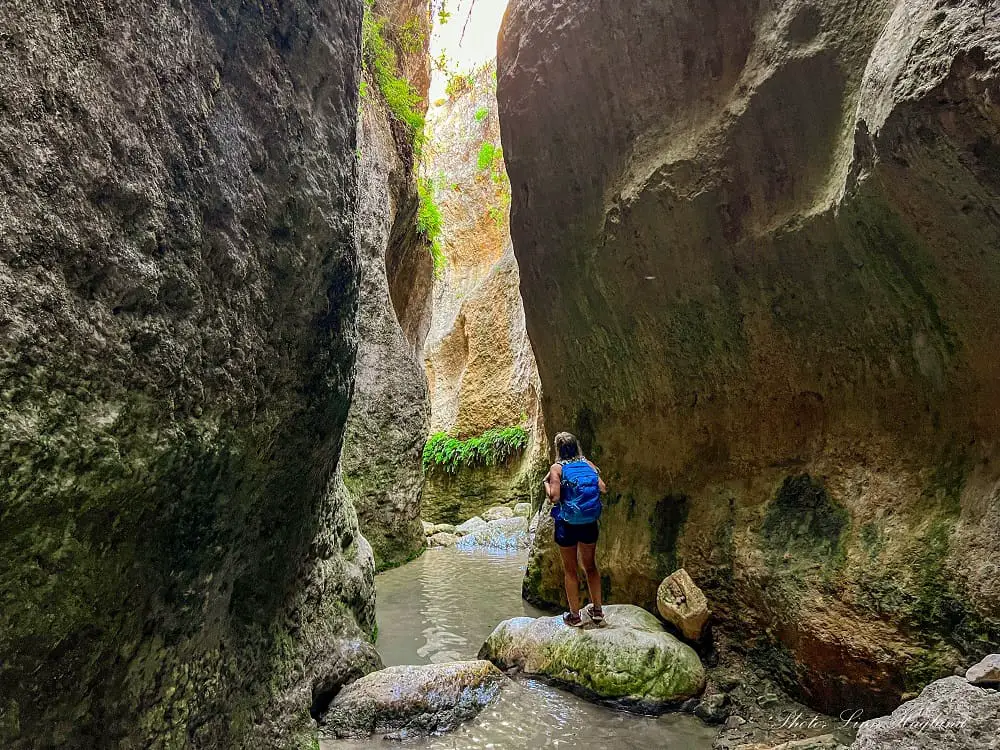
[1, 1, 998, 749]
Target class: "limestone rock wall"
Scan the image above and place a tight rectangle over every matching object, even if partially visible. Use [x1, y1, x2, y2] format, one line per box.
[0, 1, 377, 747]
[500, 0, 1000, 717]
[422, 63, 546, 523]
[341, 0, 434, 572]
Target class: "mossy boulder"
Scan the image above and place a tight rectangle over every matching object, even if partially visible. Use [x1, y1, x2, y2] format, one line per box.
[319, 661, 507, 740]
[479, 605, 705, 710]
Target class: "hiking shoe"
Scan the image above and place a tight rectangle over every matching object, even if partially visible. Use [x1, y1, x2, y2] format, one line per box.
[585, 603, 605, 625]
[563, 611, 584, 627]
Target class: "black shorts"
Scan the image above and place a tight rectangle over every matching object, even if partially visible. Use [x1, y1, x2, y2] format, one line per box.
[554, 518, 600, 547]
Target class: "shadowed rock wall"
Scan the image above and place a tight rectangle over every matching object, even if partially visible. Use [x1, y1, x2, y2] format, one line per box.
[0, 1, 377, 747]
[500, 0, 1000, 716]
[342, 0, 434, 572]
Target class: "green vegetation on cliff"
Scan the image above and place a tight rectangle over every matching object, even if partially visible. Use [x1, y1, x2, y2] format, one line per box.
[362, 2, 424, 147]
[417, 177, 446, 277]
[423, 426, 529, 474]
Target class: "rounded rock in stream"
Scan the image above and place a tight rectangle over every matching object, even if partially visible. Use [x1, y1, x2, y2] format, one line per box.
[319, 660, 508, 740]
[480, 604, 705, 710]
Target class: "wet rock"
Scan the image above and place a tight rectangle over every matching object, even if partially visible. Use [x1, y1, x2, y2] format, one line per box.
[320, 661, 507, 740]
[458, 517, 530, 550]
[966, 654, 1000, 686]
[483, 505, 515, 521]
[851, 676, 1000, 750]
[431, 523, 457, 535]
[514, 502, 532, 518]
[429, 532, 459, 548]
[696, 692, 731, 724]
[479, 604, 705, 709]
[455, 516, 489, 536]
[423, 521, 436, 535]
[657, 569, 711, 642]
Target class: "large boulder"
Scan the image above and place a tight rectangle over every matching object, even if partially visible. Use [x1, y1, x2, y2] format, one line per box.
[657, 568, 711, 642]
[851, 676, 1000, 750]
[500, 0, 1000, 714]
[0, 1, 374, 747]
[479, 604, 705, 709]
[429, 531, 459, 548]
[458, 516, 530, 550]
[320, 660, 508, 740]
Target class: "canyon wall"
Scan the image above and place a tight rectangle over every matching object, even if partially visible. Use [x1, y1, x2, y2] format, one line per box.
[500, 0, 1000, 716]
[341, 0, 434, 572]
[422, 63, 546, 523]
[0, 1, 378, 747]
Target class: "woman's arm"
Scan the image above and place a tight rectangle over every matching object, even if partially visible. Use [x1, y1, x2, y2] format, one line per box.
[543, 463, 562, 502]
[586, 460, 608, 494]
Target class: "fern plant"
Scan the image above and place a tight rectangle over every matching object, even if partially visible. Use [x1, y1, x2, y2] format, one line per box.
[423, 426, 529, 474]
[417, 177, 446, 277]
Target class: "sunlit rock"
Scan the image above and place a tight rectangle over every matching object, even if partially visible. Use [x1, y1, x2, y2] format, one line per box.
[458, 517, 530, 550]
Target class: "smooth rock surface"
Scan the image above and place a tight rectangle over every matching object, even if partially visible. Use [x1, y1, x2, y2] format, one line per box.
[514, 502, 532, 518]
[851, 676, 1000, 750]
[431, 523, 457, 535]
[479, 604, 705, 709]
[657, 568, 711, 641]
[500, 0, 1000, 713]
[320, 660, 507, 740]
[458, 516, 530, 550]
[422, 520, 436, 535]
[966, 654, 1000, 686]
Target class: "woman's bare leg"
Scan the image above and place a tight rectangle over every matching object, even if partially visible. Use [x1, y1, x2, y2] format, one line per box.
[579, 542, 603, 609]
[559, 544, 581, 614]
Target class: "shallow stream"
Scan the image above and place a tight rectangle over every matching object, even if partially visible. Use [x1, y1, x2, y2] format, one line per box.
[323, 546, 716, 749]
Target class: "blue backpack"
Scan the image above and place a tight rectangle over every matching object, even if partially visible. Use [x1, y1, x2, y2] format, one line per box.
[555, 459, 602, 524]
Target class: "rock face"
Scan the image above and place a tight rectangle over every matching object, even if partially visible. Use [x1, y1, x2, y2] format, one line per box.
[657, 568, 712, 642]
[500, 0, 1000, 715]
[0, 1, 374, 747]
[320, 660, 508, 739]
[479, 605, 706, 709]
[851, 676, 1000, 750]
[421, 62, 547, 523]
[341, 0, 434, 571]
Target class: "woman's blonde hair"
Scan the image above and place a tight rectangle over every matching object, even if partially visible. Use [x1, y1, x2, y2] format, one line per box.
[554, 432, 582, 461]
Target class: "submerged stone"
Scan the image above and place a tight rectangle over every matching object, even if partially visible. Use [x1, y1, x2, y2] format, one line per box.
[320, 660, 507, 740]
[457, 517, 530, 550]
[851, 676, 1000, 750]
[479, 604, 705, 710]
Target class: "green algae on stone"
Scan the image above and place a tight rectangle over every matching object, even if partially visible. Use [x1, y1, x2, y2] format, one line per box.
[479, 605, 705, 709]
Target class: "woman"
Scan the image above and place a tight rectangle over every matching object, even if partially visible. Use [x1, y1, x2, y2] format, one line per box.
[543, 432, 607, 627]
